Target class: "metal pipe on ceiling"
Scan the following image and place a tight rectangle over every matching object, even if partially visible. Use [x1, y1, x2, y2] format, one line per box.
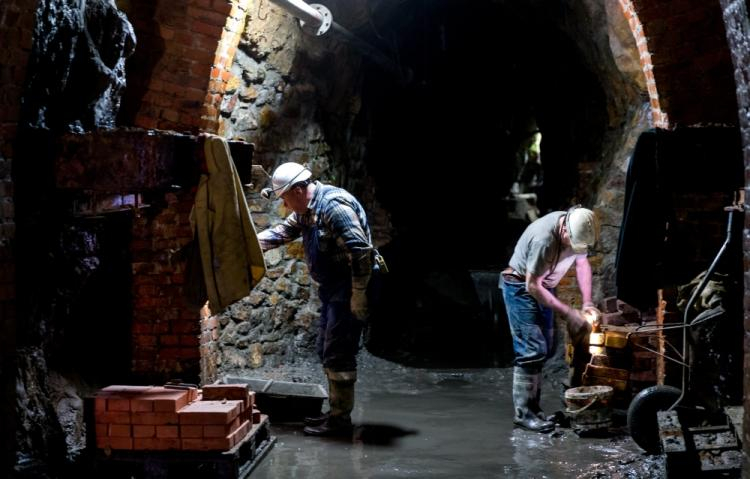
[267, 0, 330, 34]
[266, 0, 408, 83]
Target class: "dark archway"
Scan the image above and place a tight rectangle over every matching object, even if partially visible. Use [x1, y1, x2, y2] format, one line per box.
[346, 0, 610, 366]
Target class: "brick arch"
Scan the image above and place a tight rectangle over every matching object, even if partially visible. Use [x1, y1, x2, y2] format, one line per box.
[619, 0, 738, 128]
[618, 0, 668, 127]
[129, 0, 251, 134]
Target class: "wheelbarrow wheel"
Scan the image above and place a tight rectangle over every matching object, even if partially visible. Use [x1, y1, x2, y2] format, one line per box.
[627, 385, 681, 454]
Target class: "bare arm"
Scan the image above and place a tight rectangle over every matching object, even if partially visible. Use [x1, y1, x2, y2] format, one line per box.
[526, 273, 576, 318]
[575, 255, 593, 307]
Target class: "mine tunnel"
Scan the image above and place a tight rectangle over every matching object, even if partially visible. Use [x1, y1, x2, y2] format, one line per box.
[1, 0, 750, 477]
[355, 0, 611, 366]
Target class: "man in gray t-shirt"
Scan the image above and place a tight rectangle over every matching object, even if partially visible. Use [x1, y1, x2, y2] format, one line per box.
[500, 206, 600, 432]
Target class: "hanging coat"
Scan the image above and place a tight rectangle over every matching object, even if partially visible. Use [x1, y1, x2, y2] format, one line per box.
[192, 135, 266, 312]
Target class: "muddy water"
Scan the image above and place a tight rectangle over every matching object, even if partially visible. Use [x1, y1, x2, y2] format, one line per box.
[249, 352, 663, 478]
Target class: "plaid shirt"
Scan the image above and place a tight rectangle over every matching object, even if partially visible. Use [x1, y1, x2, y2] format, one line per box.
[258, 182, 372, 272]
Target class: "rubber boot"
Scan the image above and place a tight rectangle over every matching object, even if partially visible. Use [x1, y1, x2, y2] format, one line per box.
[530, 373, 549, 422]
[304, 411, 329, 427]
[304, 370, 355, 437]
[513, 366, 555, 433]
[304, 373, 332, 427]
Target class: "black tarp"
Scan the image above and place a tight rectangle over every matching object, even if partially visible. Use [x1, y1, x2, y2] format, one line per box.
[615, 127, 743, 310]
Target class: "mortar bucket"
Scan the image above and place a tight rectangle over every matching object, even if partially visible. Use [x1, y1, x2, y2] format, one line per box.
[564, 385, 613, 432]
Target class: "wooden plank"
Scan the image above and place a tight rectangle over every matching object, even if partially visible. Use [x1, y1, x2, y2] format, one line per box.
[656, 289, 665, 385]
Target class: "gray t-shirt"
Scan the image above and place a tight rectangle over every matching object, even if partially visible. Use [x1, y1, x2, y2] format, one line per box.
[508, 211, 584, 289]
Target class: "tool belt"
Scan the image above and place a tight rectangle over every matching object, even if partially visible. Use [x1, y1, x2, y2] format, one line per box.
[502, 267, 525, 283]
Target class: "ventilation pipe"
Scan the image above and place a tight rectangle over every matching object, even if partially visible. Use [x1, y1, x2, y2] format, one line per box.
[267, 0, 333, 36]
[266, 0, 409, 83]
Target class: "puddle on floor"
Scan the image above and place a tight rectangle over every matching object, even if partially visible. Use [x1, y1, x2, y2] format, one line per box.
[247, 351, 661, 478]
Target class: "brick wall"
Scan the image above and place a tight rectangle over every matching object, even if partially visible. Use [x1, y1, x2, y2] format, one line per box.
[130, 191, 200, 382]
[118, 0, 254, 382]
[0, 0, 35, 473]
[124, 0, 250, 134]
[627, 0, 737, 127]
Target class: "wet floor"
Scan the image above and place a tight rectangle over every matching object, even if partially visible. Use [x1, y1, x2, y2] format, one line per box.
[247, 352, 663, 478]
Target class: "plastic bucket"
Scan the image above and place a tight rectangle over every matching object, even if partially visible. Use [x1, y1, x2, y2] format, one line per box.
[564, 385, 613, 432]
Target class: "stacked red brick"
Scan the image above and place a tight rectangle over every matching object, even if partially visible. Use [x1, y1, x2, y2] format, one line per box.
[95, 384, 261, 451]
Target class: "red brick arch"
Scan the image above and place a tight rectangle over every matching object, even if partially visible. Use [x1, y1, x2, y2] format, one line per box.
[618, 0, 668, 127]
[619, 0, 738, 128]
[130, 0, 251, 134]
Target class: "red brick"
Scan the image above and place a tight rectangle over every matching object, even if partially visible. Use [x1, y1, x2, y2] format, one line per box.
[180, 425, 203, 438]
[150, 387, 191, 412]
[95, 396, 107, 412]
[109, 424, 131, 437]
[187, 6, 228, 27]
[181, 436, 231, 451]
[156, 425, 179, 438]
[204, 417, 240, 437]
[95, 411, 131, 425]
[214, 0, 233, 16]
[133, 437, 181, 451]
[98, 436, 133, 450]
[107, 398, 131, 412]
[229, 420, 251, 447]
[132, 425, 155, 438]
[130, 412, 180, 425]
[178, 400, 242, 425]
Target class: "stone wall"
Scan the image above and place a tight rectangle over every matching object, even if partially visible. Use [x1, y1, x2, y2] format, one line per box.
[554, 0, 652, 310]
[0, 0, 34, 471]
[717, 0, 750, 475]
[211, 5, 393, 374]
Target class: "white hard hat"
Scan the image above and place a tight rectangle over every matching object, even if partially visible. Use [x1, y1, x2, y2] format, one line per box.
[261, 162, 312, 199]
[566, 207, 599, 254]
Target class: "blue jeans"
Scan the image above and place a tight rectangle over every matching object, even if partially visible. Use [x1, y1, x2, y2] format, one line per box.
[501, 277, 554, 371]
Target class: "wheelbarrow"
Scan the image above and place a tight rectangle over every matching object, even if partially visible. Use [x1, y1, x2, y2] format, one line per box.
[625, 193, 744, 462]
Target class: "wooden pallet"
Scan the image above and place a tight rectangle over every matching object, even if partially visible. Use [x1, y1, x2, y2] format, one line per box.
[658, 409, 742, 478]
[93, 415, 276, 479]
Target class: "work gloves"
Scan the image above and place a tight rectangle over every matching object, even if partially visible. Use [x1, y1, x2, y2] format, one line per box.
[351, 287, 368, 321]
[564, 307, 591, 346]
[351, 250, 372, 321]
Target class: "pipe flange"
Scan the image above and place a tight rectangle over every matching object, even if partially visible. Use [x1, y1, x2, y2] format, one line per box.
[300, 3, 332, 36]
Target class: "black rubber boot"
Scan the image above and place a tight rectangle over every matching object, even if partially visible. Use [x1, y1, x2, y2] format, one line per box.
[303, 415, 353, 437]
[304, 372, 332, 426]
[303, 411, 329, 427]
[304, 370, 355, 437]
[513, 366, 555, 433]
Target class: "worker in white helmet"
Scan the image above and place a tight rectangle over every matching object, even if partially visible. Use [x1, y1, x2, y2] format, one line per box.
[258, 162, 374, 437]
[500, 205, 600, 433]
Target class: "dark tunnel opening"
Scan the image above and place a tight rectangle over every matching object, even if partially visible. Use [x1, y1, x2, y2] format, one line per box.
[350, 0, 610, 366]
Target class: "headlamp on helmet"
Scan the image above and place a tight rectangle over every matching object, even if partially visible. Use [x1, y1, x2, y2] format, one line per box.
[260, 162, 312, 199]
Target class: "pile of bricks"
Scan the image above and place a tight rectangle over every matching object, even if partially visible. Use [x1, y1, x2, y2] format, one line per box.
[94, 384, 261, 451]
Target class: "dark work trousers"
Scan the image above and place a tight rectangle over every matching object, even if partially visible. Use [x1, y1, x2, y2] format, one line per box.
[304, 221, 362, 372]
